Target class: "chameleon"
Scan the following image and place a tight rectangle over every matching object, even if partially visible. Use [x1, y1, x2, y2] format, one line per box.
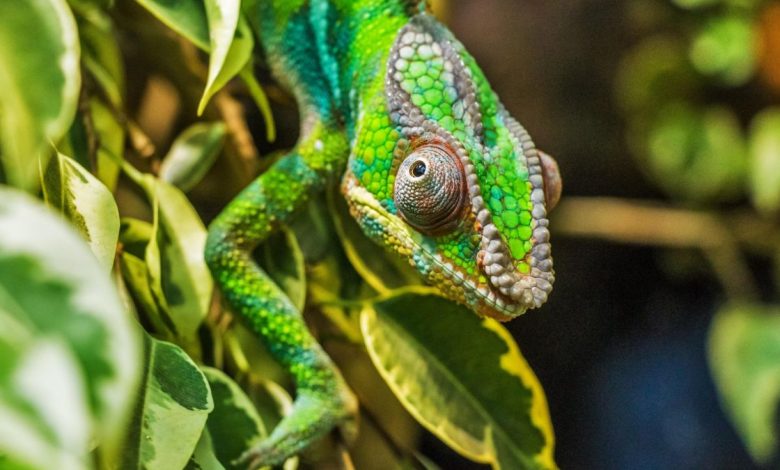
[204, 0, 561, 467]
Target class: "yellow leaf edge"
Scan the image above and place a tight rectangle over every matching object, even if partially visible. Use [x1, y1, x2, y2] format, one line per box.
[360, 305, 493, 466]
[360, 289, 557, 469]
[481, 319, 557, 470]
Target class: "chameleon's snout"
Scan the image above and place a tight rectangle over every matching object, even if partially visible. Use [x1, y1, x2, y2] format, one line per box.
[479, 216, 553, 313]
[474, 147, 558, 317]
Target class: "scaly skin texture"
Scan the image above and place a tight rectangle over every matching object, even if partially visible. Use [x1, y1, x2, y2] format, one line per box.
[205, 1, 559, 467]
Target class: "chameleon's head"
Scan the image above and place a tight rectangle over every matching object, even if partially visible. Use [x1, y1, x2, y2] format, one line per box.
[344, 14, 560, 321]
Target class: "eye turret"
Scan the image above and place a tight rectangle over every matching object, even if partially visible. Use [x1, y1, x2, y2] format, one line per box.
[393, 145, 466, 235]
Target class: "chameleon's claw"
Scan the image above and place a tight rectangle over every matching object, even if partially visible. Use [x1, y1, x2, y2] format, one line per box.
[236, 386, 358, 469]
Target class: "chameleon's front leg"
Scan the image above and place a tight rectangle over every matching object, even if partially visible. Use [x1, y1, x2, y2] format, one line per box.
[205, 128, 356, 468]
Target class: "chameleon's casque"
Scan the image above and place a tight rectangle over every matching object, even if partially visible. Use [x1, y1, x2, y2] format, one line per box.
[205, 1, 560, 467]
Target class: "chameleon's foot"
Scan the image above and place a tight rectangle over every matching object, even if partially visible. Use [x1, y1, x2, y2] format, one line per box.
[237, 386, 358, 469]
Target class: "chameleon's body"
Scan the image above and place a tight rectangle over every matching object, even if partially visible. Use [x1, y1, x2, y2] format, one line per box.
[205, 0, 559, 466]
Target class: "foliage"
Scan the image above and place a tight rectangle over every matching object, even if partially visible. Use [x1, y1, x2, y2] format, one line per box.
[0, 1, 555, 469]
[616, 0, 780, 465]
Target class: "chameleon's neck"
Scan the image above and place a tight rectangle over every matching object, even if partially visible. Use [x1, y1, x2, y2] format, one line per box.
[257, 0, 427, 137]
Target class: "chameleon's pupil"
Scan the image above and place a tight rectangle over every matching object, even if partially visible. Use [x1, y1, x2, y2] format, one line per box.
[411, 161, 427, 177]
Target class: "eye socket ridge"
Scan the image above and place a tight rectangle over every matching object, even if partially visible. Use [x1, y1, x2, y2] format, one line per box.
[393, 144, 467, 235]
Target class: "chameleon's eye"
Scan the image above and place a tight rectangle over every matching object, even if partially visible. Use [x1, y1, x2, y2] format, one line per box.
[394, 145, 466, 235]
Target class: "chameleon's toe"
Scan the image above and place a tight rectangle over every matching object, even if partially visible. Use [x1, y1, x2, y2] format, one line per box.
[237, 385, 358, 469]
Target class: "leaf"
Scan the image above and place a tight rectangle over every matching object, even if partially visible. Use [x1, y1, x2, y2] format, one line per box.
[225, 324, 288, 387]
[78, 9, 124, 108]
[61, 98, 125, 191]
[640, 103, 747, 203]
[0, 187, 142, 467]
[198, 2, 253, 115]
[42, 152, 120, 272]
[239, 66, 277, 142]
[195, 367, 267, 469]
[615, 37, 696, 114]
[690, 15, 756, 86]
[259, 228, 307, 312]
[186, 430, 225, 470]
[709, 304, 780, 464]
[119, 249, 174, 337]
[0, 339, 92, 470]
[361, 290, 556, 470]
[68, 0, 114, 12]
[89, 98, 125, 191]
[159, 122, 227, 192]
[748, 108, 780, 214]
[135, 0, 209, 50]
[0, 0, 81, 191]
[135, 0, 270, 137]
[122, 335, 214, 470]
[141, 176, 213, 339]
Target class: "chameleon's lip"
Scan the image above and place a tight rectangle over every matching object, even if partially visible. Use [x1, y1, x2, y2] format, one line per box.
[344, 180, 535, 320]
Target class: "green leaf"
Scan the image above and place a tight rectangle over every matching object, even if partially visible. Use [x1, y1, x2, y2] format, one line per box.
[195, 367, 267, 469]
[141, 176, 213, 339]
[0, 0, 81, 191]
[672, 0, 763, 8]
[639, 103, 747, 202]
[198, 2, 253, 115]
[690, 16, 756, 86]
[135, 0, 209, 50]
[89, 98, 125, 191]
[78, 10, 124, 108]
[0, 187, 142, 467]
[42, 153, 120, 271]
[361, 291, 556, 470]
[239, 66, 277, 142]
[119, 217, 154, 258]
[122, 335, 214, 470]
[67, 3, 122, 107]
[186, 430, 225, 470]
[159, 122, 227, 192]
[748, 108, 780, 214]
[709, 304, 780, 464]
[119, 248, 174, 337]
[0, 339, 92, 470]
[135, 0, 269, 137]
[61, 98, 124, 191]
[615, 37, 696, 114]
[68, 0, 114, 12]
[259, 228, 307, 312]
[118, 219, 177, 337]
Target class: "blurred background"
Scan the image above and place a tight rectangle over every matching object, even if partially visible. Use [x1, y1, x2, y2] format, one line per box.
[113, 0, 780, 468]
[429, 1, 779, 468]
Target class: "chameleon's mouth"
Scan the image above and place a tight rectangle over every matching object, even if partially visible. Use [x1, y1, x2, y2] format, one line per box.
[343, 176, 541, 320]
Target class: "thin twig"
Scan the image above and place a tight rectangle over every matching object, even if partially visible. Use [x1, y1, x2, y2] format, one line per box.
[552, 197, 769, 300]
[334, 441, 356, 470]
[215, 90, 260, 169]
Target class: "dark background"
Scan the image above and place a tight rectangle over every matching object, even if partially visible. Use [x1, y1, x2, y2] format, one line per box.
[428, 1, 758, 468]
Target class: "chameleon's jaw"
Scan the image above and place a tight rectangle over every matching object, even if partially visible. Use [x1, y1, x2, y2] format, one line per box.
[343, 175, 550, 321]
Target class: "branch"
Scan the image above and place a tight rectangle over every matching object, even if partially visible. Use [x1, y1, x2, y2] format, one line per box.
[551, 197, 779, 300]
